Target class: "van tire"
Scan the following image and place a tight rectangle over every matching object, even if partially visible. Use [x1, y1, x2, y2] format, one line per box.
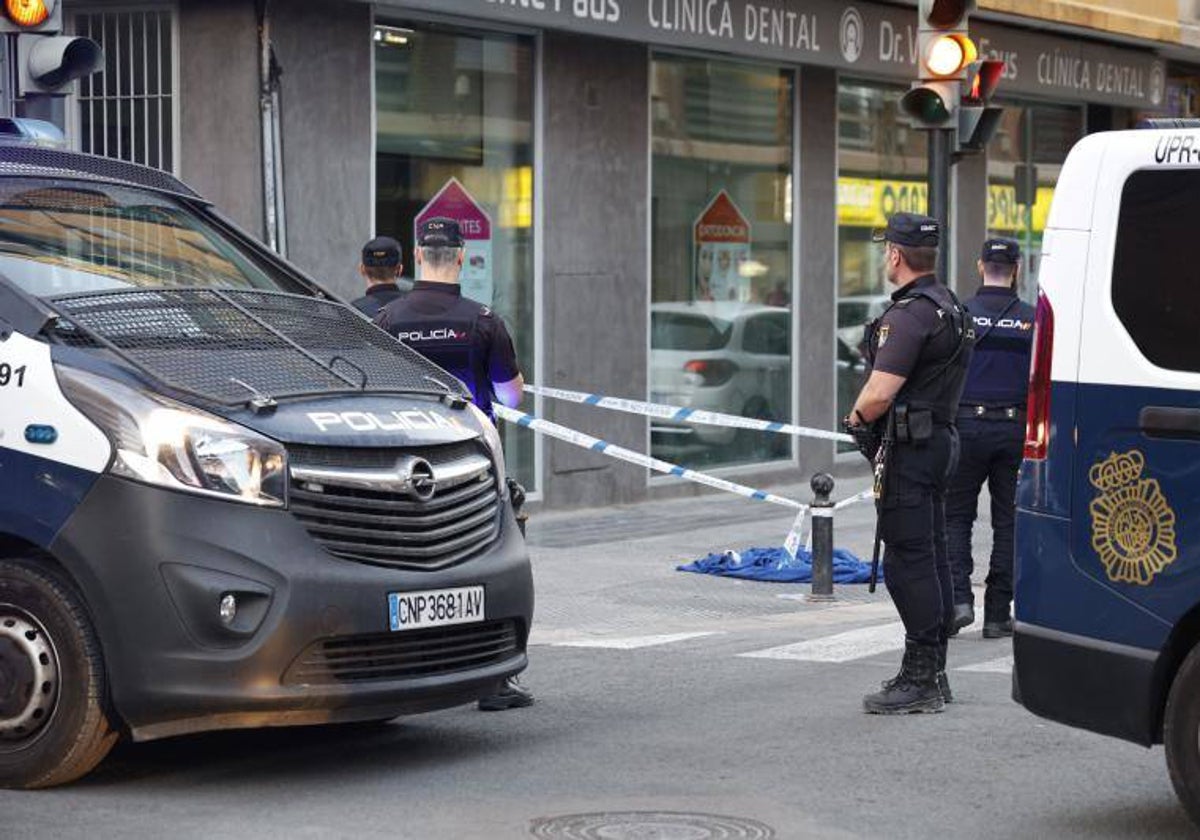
[1165, 642, 1200, 828]
[0, 559, 118, 789]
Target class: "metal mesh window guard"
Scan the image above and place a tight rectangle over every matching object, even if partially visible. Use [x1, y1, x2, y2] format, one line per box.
[72, 8, 176, 172]
[46, 288, 470, 407]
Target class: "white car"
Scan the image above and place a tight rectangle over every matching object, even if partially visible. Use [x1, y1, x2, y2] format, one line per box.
[650, 301, 791, 458]
[836, 293, 890, 356]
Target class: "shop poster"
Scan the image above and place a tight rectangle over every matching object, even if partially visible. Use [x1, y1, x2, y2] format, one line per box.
[693, 190, 752, 303]
[414, 178, 494, 305]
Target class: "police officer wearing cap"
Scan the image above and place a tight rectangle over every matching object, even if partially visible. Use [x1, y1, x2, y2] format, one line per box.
[350, 236, 409, 318]
[375, 217, 531, 711]
[844, 212, 973, 715]
[945, 238, 1035, 640]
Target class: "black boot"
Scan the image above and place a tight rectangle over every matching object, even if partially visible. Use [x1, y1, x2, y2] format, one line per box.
[982, 617, 1013, 639]
[478, 676, 534, 711]
[863, 644, 945, 715]
[946, 603, 974, 638]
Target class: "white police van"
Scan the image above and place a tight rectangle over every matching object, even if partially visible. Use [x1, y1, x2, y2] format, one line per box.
[0, 142, 533, 787]
[1013, 121, 1200, 826]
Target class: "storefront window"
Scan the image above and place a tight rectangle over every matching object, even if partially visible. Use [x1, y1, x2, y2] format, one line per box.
[649, 55, 794, 471]
[374, 23, 536, 488]
[985, 101, 1083, 297]
[835, 82, 926, 438]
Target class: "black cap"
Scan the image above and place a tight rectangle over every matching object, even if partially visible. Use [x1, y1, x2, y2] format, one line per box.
[872, 212, 940, 247]
[980, 237, 1020, 265]
[417, 217, 464, 248]
[361, 236, 401, 268]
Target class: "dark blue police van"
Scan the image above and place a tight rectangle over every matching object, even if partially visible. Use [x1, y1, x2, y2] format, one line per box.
[0, 139, 532, 787]
[1014, 125, 1200, 827]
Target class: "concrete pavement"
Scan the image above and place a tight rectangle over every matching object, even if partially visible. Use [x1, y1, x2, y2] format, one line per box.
[0, 468, 1193, 839]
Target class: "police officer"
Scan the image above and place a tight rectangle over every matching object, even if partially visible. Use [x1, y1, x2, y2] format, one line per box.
[845, 212, 973, 715]
[945, 238, 1035, 640]
[350, 236, 409, 318]
[374, 217, 531, 711]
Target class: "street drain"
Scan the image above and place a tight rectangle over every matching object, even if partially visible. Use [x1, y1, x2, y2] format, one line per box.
[530, 811, 776, 839]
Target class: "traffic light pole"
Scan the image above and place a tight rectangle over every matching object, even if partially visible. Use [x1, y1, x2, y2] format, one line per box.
[928, 127, 953, 282]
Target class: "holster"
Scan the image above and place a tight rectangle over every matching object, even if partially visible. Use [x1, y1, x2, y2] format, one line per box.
[893, 404, 933, 444]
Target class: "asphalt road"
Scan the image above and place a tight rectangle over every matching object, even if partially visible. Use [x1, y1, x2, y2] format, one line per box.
[1, 475, 1195, 839]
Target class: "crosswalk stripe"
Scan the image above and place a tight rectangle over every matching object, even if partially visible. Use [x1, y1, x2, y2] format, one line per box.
[737, 622, 906, 663]
[955, 654, 1013, 674]
[544, 632, 720, 650]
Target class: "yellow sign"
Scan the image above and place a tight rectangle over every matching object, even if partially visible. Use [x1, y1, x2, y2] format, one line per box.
[836, 176, 1054, 234]
[1089, 450, 1178, 586]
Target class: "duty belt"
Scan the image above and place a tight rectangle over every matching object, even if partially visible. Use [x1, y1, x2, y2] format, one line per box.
[959, 404, 1024, 421]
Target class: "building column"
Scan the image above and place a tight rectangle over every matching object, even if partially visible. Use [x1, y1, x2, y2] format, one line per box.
[541, 33, 649, 509]
[796, 66, 838, 477]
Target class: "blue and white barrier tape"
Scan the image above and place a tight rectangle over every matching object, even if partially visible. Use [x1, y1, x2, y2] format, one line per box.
[494, 405, 808, 511]
[526, 384, 853, 444]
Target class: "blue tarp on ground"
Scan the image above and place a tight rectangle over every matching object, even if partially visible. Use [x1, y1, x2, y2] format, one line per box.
[677, 546, 879, 584]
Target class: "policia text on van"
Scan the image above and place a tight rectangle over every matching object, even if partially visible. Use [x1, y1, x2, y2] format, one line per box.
[1014, 121, 1200, 829]
[0, 146, 533, 788]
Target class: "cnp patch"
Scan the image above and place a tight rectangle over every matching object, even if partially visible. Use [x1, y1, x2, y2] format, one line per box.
[1089, 450, 1178, 586]
[877, 324, 890, 349]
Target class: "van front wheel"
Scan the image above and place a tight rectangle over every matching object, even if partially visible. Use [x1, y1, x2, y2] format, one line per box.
[0, 559, 117, 789]
[1166, 642, 1200, 828]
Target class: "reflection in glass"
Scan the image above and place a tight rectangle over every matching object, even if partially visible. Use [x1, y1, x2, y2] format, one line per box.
[374, 24, 536, 489]
[650, 55, 794, 470]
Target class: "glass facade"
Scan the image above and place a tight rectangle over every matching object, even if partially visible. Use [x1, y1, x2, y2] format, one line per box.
[984, 101, 1084, 298]
[649, 55, 795, 471]
[835, 81, 927, 436]
[374, 23, 536, 488]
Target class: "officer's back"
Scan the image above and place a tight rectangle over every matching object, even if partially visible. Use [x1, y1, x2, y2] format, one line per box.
[374, 218, 523, 419]
[961, 240, 1036, 414]
[351, 236, 410, 318]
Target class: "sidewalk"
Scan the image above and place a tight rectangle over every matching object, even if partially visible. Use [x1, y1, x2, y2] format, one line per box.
[523, 465, 995, 642]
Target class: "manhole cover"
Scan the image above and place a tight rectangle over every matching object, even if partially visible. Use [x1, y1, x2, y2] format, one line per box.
[530, 811, 775, 839]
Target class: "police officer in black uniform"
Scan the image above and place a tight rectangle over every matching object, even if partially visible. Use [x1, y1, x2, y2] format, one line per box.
[374, 217, 531, 711]
[845, 212, 973, 715]
[945, 238, 1035, 640]
[350, 236, 409, 318]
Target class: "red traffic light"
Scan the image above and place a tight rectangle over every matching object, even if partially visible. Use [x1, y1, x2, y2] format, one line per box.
[4, 0, 53, 27]
[922, 0, 976, 28]
[966, 59, 1005, 101]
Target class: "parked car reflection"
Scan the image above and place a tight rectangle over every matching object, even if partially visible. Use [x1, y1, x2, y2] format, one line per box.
[650, 301, 791, 466]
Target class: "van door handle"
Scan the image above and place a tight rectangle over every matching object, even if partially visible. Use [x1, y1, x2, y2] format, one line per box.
[1139, 406, 1200, 440]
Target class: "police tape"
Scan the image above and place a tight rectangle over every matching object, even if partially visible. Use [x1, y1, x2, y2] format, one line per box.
[494, 405, 808, 511]
[525, 384, 854, 444]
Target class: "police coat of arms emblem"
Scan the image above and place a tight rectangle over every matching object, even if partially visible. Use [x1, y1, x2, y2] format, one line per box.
[1089, 450, 1178, 586]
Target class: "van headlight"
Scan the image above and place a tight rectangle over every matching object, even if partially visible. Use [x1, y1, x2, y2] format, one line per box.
[56, 366, 287, 508]
[467, 403, 506, 494]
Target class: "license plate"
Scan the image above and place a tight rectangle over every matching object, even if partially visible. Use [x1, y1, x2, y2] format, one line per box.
[388, 586, 485, 632]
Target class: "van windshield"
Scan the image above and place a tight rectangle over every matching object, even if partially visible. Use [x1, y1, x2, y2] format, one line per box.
[0, 178, 303, 298]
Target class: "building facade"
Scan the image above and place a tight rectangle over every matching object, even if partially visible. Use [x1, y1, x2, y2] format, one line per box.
[55, 0, 1196, 508]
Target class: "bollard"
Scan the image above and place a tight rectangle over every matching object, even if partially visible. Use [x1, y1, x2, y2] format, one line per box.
[809, 473, 835, 602]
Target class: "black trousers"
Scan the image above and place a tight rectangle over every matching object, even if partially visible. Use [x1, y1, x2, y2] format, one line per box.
[944, 417, 1023, 620]
[880, 427, 958, 649]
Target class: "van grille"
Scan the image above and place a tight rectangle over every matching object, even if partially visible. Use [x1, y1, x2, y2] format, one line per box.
[283, 620, 521, 686]
[289, 444, 501, 569]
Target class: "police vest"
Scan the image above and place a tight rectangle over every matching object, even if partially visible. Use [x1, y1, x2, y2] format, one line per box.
[960, 289, 1036, 408]
[868, 282, 974, 425]
[382, 294, 495, 416]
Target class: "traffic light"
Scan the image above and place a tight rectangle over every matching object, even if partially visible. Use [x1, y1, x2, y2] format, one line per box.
[0, 1, 103, 97]
[900, 0, 978, 129]
[0, 0, 62, 32]
[957, 59, 1005, 152]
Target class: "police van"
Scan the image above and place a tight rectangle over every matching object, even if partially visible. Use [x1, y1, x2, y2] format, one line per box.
[1013, 122, 1200, 825]
[0, 142, 533, 787]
